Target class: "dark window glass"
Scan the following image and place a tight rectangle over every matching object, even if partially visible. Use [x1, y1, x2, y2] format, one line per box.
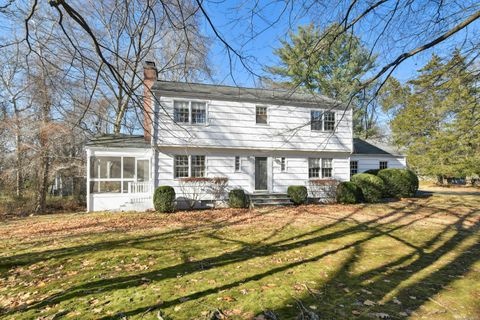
[311, 110, 323, 131]
[90, 157, 121, 179]
[256, 106, 268, 124]
[191, 155, 206, 177]
[174, 101, 189, 123]
[322, 158, 333, 178]
[350, 161, 358, 176]
[281, 157, 286, 172]
[308, 158, 320, 178]
[174, 155, 189, 178]
[191, 102, 206, 124]
[324, 111, 335, 131]
[379, 161, 388, 169]
[235, 156, 241, 172]
[123, 157, 135, 179]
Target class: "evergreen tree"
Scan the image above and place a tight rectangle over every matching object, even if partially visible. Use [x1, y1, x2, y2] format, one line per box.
[267, 23, 378, 137]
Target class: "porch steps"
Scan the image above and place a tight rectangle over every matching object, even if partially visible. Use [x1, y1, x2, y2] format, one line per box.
[249, 193, 293, 207]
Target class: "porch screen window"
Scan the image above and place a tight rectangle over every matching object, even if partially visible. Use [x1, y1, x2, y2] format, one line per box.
[308, 158, 321, 178]
[311, 111, 323, 131]
[174, 101, 189, 123]
[350, 160, 358, 176]
[191, 155, 206, 177]
[90, 156, 148, 193]
[174, 155, 189, 178]
[191, 102, 206, 124]
[256, 106, 267, 124]
[379, 161, 388, 169]
[324, 111, 335, 131]
[322, 158, 333, 178]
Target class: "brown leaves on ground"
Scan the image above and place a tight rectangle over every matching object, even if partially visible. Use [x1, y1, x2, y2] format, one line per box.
[0, 195, 478, 243]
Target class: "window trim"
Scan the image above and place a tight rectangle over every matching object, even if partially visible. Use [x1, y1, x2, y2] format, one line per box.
[350, 160, 358, 176]
[255, 105, 269, 125]
[280, 157, 286, 172]
[173, 155, 207, 179]
[234, 156, 241, 172]
[308, 158, 334, 179]
[310, 109, 336, 132]
[379, 161, 388, 170]
[173, 99, 208, 126]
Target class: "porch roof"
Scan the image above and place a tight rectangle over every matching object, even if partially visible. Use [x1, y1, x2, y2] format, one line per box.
[86, 134, 150, 149]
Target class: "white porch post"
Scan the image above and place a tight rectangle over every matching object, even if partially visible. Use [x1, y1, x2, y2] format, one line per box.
[86, 148, 91, 212]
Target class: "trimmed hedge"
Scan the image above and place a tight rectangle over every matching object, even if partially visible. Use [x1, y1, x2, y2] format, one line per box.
[378, 168, 419, 198]
[364, 169, 381, 175]
[229, 189, 247, 208]
[336, 181, 363, 204]
[351, 173, 385, 203]
[287, 185, 308, 205]
[153, 186, 176, 213]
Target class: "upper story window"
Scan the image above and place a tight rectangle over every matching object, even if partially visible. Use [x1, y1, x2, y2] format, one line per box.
[174, 100, 207, 124]
[350, 160, 358, 176]
[311, 110, 336, 132]
[379, 161, 388, 169]
[309, 158, 333, 178]
[256, 106, 268, 124]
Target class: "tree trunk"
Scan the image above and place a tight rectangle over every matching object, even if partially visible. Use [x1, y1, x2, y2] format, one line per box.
[35, 125, 50, 214]
[14, 106, 23, 198]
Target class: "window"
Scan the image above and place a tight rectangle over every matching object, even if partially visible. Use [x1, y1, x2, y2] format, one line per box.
[309, 158, 321, 178]
[379, 161, 388, 169]
[311, 110, 323, 131]
[235, 156, 241, 172]
[350, 161, 358, 176]
[174, 155, 189, 178]
[191, 102, 206, 124]
[256, 106, 268, 124]
[324, 111, 335, 131]
[322, 158, 333, 178]
[191, 155, 206, 177]
[280, 157, 286, 172]
[174, 100, 207, 124]
[309, 158, 333, 178]
[90, 156, 148, 193]
[174, 155, 206, 178]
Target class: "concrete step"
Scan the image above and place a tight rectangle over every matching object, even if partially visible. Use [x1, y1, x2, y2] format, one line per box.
[249, 193, 293, 207]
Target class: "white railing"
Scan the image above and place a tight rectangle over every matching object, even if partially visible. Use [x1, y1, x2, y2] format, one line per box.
[128, 181, 154, 194]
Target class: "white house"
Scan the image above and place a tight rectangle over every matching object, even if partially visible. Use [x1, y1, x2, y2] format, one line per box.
[85, 62, 406, 212]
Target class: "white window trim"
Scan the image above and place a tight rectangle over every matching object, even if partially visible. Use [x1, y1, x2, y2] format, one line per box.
[280, 157, 287, 172]
[173, 99, 209, 126]
[255, 105, 269, 125]
[308, 158, 334, 179]
[234, 156, 241, 172]
[379, 161, 388, 169]
[173, 155, 207, 180]
[310, 109, 336, 132]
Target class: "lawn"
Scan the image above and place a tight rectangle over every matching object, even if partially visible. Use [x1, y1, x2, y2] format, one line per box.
[0, 193, 479, 319]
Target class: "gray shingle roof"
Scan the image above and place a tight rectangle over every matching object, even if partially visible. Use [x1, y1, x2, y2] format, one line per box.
[152, 81, 345, 108]
[353, 138, 405, 156]
[86, 134, 150, 148]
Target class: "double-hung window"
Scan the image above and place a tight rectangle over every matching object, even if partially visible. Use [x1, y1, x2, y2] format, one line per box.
[256, 106, 268, 124]
[309, 158, 333, 178]
[379, 161, 388, 169]
[174, 100, 206, 124]
[350, 160, 358, 176]
[174, 155, 206, 178]
[311, 110, 336, 132]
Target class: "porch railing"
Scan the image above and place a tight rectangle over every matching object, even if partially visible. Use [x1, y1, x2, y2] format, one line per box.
[128, 181, 154, 194]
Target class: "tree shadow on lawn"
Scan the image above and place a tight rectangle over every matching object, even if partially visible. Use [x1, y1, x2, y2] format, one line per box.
[3, 198, 479, 319]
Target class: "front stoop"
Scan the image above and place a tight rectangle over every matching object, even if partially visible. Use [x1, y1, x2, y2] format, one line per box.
[249, 193, 293, 207]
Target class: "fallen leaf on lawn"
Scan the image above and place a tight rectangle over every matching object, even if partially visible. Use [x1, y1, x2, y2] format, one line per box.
[222, 296, 236, 302]
[398, 311, 408, 317]
[409, 296, 416, 300]
[173, 306, 181, 312]
[361, 289, 372, 295]
[352, 310, 360, 315]
[240, 289, 248, 295]
[371, 312, 390, 319]
[363, 300, 376, 306]
[393, 298, 401, 305]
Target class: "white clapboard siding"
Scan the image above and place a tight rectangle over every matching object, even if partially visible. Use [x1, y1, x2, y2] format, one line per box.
[154, 97, 353, 152]
[350, 155, 407, 173]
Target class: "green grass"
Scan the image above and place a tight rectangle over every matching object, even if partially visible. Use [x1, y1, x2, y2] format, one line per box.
[0, 194, 479, 319]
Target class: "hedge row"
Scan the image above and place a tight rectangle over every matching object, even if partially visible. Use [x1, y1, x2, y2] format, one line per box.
[336, 168, 418, 204]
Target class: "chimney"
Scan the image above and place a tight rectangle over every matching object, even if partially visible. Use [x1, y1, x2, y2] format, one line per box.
[143, 61, 157, 142]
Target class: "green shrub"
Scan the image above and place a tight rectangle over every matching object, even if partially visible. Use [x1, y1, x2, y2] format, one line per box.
[229, 189, 247, 208]
[378, 168, 419, 198]
[351, 173, 385, 203]
[336, 182, 363, 204]
[364, 169, 381, 175]
[153, 186, 176, 213]
[287, 185, 308, 205]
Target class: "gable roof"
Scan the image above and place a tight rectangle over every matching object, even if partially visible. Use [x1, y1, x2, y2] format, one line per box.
[152, 81, 345, 109]
[353, 138, 405, 157]
[86, 134, 150, 148]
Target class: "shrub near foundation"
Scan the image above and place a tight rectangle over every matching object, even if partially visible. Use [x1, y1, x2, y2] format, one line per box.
[287, 185, 308, 205]
[378, 168, 419, 198]
[336, 181, 363, 204]
[351, 173, 385, 203]
[229, 189, 247, 208]
[153, 186, 176, 213]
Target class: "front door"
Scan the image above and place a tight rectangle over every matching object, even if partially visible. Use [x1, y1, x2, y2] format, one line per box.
[255, 157, 268, 191]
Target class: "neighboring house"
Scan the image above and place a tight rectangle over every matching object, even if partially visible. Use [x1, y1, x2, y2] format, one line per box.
[85, 62, 406, 212]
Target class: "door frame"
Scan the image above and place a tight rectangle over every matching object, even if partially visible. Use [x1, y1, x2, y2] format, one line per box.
[254, 157, 269, 191]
